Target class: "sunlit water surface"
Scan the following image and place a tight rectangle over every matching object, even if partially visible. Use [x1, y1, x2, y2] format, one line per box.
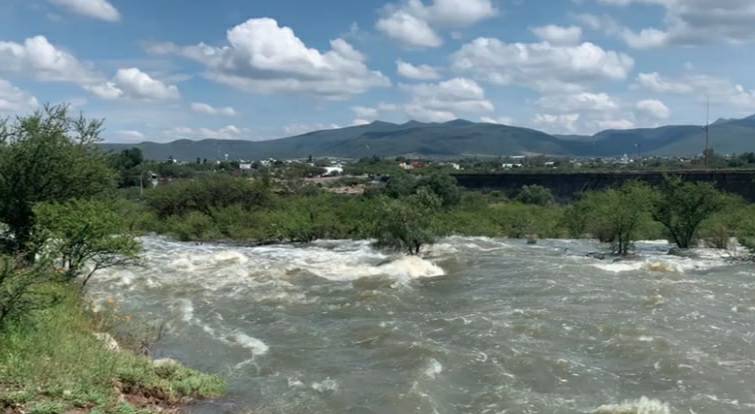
[90, 236, 755, 414]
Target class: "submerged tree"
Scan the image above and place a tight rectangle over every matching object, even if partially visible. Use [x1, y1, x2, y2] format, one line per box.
[373, 188, 442, 255]
[0, 105, 114, 253]
[651, 177, 727, 249]
[576, 181, 655, 256]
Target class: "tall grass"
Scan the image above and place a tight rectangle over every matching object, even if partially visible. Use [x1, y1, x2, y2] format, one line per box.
[0, 284, 224, 413]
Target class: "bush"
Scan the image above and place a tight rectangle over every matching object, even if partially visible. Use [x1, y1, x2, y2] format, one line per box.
[0, 256, 54, 326]
[515, 185, 555, 206]
[651, 177, 728, 249]
[373, 189, 442, 255]
[574, 181, 655, 255]
[34, 199, 141, 288]
[145, 176, 271, 218]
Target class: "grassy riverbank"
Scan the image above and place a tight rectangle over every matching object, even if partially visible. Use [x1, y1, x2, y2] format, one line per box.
[0, 284, 225, 414]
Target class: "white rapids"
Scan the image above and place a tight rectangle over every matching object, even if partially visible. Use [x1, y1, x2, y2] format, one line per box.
[88, 236, 755, 414]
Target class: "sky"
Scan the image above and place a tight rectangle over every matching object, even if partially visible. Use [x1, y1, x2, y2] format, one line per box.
[1, 0, 755, 143]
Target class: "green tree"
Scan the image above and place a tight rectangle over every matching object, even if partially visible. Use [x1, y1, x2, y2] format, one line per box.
[515, 185, 555, 206]
[384, 172, 417, 198]
[0, 256, 52, 325]
[651, 177, 727, 249]
[0, 105, 115, 253]
[576, 181, 655, 255]
[373, 188, 441, 255]
[34, 199, 140, 288]
[109, 147, 144, 187]
[417, 173, 461, 207]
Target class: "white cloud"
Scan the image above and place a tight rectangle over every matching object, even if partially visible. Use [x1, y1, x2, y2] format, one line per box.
[164, 125, 251, 140]
[635, 99, 671, 120]
[402, 78, 494, 122]
[49, 0, 120, 22]
[0, 35, 99, 85]
[536, 92, 619, 113]
[593, 0, 755, 48]
[451, 38, 634, 92]
[533, 113, 581, 133]
[480, 116, 515, 125]
[150, 18, 389, 99]
[88, 68, 180, 101]
[0, 79, 39, 113]
[111, 130, 145, 143]
[396, 60, 441, 80]
[191, 102, 237, 116]
[377, 11, 443, 48]
[377, 0, 497, 48]
[636, 71, 755, 109]
[531, 25, 583, 45]
[283, 123, 341, 136]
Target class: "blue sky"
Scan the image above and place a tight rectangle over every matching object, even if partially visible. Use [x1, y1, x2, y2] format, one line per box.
[1, 0, 755, 143]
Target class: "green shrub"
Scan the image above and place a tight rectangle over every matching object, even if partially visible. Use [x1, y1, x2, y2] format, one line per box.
[145, 176, 271, 218]
[515, 185, 555, 206]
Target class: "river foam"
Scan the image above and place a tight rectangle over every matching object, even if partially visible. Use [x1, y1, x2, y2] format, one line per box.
[593, 397, 671, 414]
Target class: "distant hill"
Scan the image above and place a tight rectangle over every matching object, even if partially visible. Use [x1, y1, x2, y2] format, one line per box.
[102, 116, 755, 161]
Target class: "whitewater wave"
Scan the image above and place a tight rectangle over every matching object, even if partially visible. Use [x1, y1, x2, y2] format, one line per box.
[593, 397, 671, 414]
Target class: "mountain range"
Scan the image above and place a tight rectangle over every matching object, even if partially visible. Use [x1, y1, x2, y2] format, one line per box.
[103, 115, 755, 161]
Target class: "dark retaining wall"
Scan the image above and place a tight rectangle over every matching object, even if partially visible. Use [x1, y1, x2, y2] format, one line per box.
[453, 170, 755, 202]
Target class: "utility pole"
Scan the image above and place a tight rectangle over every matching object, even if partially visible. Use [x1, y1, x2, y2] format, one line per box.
[704, 95, 710, 168]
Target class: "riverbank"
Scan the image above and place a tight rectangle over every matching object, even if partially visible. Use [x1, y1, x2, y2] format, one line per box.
[0, 284, 225, 414]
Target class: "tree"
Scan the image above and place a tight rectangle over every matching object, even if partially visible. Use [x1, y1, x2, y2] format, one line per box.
[0, 105, 115, 253]
[515, 185, 555, 206]
[576, 181, 654, 255]
[109, 147, 144, 187]
[651, 177, 727, 249]
[33, 199, 140, 288]
[417, 174, 461, 207]
[373, 188, 441, 255]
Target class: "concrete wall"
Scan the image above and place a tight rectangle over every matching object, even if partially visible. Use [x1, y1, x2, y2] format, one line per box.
[453, 170, 755, 202]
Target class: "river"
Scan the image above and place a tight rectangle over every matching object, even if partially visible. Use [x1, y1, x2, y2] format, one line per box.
[89, 236, 755, 414]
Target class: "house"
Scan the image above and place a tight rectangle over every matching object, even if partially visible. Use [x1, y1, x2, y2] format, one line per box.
[239, 163, 253, 170]
[323, 165, 344, 176]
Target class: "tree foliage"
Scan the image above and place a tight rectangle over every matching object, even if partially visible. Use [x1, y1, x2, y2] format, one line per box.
[574, 181, 655, 255]
[651, 177, 728, 249]
[0, 105, 114, 252]
[145, 175, 272, 218]
[34, 199, 141, 288]
[373, 188, 442, 255]
[515, 185, 555, 206]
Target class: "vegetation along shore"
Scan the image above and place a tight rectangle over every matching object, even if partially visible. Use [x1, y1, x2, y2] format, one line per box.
[1, 106, 754, 412]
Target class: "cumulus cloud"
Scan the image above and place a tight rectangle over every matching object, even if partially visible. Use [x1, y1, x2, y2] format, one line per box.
[191, 102, 237, 116]
[531, 25, 583, 45]
[480, 116, 515, 125]
[592, 0, 755, 48]
[0, 79, 39, 113]
[402, 78, 494, 122]
[88, 68, 180, 101]
[451, 38, 634, 92]
[49, 0, 120, 22]
[635, 99, 671, 120]
[396, 60, 441, 80]
[349, 79, 493, 123]
[533, 113, 582, 133]
[0, 35, 99, 85]
[636, 71, 755, 109]
[164, 125, 251, 140]
[111, 130, 146, 143]
[149, 18, 389, 99]
[377, 0, 497, 48]
[534, 91, 636, 133]
[283, 123, 341, 136]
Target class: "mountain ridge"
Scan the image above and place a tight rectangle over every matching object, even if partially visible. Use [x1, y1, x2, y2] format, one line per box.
[102, 116, 755, 160]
